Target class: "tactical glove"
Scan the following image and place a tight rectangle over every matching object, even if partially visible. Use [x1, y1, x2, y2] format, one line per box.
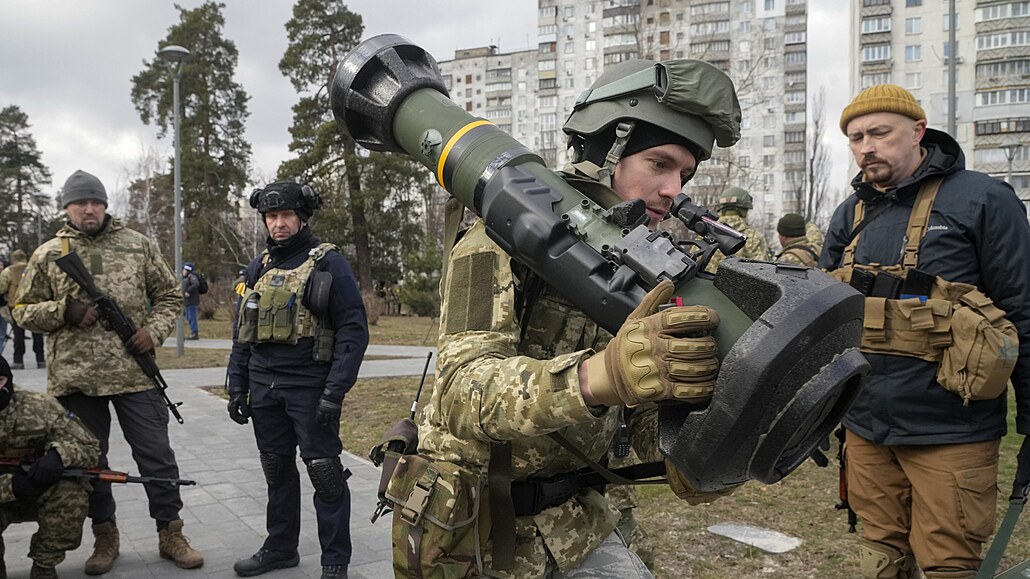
[1013, 435, 1030, 500]
[666, 460, 742, 505]
[126, 328, 155, 355]
[227, 391, 251, 425]
[64, 297, 98, 327]
[28, 448, 64, 488]
[315, 396, 342, 427]
[584, 280, 719, 407]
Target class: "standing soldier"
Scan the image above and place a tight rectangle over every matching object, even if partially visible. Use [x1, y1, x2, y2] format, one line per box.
[227, 181, 368, 579]
[181, 262, 201, 340]
[12, 169, 203, 575]
[0, 250, 46, 369]
[0, 355, 100, 579]
[774, 213, 819, 267]
[823, 84, 1030, 578]
[704, 186, 770, 272]
[806, 220, 825, 257]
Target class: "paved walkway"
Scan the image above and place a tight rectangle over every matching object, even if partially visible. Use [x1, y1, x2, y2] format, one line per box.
[5, 340, 435, 579]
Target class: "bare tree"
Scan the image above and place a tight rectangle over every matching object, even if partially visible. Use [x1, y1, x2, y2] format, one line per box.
[795, 87, 833, 227]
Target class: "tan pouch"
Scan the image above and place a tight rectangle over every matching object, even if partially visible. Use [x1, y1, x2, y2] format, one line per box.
[386, 454, 485, 578]
[937, 289, 1019, 405]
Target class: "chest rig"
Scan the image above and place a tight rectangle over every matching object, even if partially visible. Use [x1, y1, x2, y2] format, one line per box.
[829, 177, 1017, 404]
[238, 243, 336, 360]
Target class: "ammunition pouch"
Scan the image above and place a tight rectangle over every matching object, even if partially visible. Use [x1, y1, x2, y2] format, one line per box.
[258, 286, 298, 343]
[238, 290, 261, 343]
[386, 454, 485, 578]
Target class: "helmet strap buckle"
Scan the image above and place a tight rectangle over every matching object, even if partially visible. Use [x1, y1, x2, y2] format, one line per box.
[597, 121, 636, 188]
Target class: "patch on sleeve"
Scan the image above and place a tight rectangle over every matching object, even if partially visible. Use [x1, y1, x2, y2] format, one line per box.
[445, 252, 497, 334]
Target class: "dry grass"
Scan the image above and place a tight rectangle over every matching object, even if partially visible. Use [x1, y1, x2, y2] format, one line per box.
[197, 314, 439, 346]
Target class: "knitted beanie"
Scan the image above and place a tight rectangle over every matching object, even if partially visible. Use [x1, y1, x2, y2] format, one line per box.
[777, 213, 807, 237]
[839, 84, 926, 134]
[61, 170, 108, 208]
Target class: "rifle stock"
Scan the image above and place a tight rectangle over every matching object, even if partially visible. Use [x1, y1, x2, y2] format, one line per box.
[0, 457, 195, 487]
[54, 252, 184, 424]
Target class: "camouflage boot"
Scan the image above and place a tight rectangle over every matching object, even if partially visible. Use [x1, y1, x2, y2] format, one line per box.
[158, 520, 203, 569]
[29, 563, 58, 579]
[84, 521, 119, 575]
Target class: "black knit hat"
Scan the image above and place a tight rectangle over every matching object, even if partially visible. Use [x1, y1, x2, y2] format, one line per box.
[777, 213, 807, 237]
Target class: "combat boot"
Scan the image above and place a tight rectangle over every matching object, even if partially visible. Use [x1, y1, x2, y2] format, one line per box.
[158, 519, 203, 569]
[29, 562, 58, 579]
[84, 521, 119, 575]
[860, 541, 919, 578]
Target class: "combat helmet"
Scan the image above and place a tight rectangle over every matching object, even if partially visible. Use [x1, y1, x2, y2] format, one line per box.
[563, 58, 741, 184]
[718, 186, 753, 211]
[249, 181, 322, 221]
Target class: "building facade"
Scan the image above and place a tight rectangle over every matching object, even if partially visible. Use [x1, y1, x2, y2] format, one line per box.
[851, 0, 1030, 212]
[437, 0, 810, 237]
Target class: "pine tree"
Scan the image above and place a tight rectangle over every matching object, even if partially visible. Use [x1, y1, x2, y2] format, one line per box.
[0, 105, 52, 254]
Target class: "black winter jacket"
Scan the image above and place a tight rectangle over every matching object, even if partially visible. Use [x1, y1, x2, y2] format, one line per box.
[820, 128, 1030, 444]
[227, 226, 369, 403]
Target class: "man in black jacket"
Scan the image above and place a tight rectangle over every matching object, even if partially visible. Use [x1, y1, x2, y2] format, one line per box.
[822, 84, 1030, 578]
[226, 181, 369, 579]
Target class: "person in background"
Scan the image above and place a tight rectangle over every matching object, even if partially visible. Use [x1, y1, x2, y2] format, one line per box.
[704, 186, 770, 273]
[0, 355, 100, 579]
[773, 213, 819, 267]
[0, 249, 45, 369]
[181, 262, 201, 341]
[13, 169, 203, 575]
[227, 181, 368, 579]
[822, 84, 1030, 578]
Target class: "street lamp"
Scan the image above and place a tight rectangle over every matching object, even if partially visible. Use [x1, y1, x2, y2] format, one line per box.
[158, 44, 190, 357]
[1001, 143, 1023, 184]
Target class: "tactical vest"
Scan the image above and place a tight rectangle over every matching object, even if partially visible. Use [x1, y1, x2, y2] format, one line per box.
[776, 244, 818, 267]
[237, 243, 336, 361]
[829, 177, 1018, 404]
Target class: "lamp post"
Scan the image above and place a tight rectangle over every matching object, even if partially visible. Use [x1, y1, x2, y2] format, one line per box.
[1001, 143, 1026, 218]
[158, 44, 190, 357]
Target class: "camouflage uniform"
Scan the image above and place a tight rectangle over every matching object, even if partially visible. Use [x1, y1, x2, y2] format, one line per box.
[775, 237, 819, 267]
[11, 217, 186, 526]
[1, 389, 99, 568]
[805, 221, 825, 257]
[705, 210, 770, 273]
[402, 220, 658, 578]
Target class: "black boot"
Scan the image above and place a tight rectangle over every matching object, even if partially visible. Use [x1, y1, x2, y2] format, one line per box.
[233, 549, 299, 577]
[322, 565, 348, 579]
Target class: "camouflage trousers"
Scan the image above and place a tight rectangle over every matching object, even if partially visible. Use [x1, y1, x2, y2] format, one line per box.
[0, 479, 91, 567]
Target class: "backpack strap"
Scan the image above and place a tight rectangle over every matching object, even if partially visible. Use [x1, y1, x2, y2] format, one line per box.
[842, 176, 944, 269]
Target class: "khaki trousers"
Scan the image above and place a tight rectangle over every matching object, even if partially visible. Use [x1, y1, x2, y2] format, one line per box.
[846, 430, 1000, 573]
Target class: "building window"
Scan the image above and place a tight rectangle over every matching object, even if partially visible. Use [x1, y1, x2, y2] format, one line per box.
[906, 0, 922, 6]
[785, 131, 805, 144]
[861, 44, 891, 62]
[905, 72, 922, 88]
[765, 0, 775, 9]
[785, 90, 806, 104]
[905, 45, 922, 62]
[905, 17, 922, 35]
[862, 16, 892, 34]
[763, 135, 777, 147]
[785, 32, 806, 44]
[862, 72, 891, 88]
[942, 13, 958, 31]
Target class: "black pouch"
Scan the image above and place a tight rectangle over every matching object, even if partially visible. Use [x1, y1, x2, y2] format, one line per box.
[849, 269, 876, 296]
[870, 271, 903, 298]
[901, 268, 934, 299]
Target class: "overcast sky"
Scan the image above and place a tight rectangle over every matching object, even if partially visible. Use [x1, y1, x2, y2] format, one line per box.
[0, 0, 851, 211]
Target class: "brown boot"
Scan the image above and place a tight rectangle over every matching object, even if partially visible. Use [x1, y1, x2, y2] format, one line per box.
[158, 519, 203, 569]
[84, 521, 119, 575]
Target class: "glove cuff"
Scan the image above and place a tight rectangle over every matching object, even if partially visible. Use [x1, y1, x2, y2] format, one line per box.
[584, 351, 623, 407]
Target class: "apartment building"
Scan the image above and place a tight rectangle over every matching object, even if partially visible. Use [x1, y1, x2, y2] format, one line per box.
[437, 0, 810, 233]
[852, 0, 1030, 211]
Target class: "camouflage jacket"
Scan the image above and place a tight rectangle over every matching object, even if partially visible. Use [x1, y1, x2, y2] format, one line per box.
[0, 389, 100, 504]
[705, 212, 770, 273]
[775, 237, 819, 267]
[12, 218, 180, 397]
[805, 221, 825, 258]
[417, 219, 661, 576]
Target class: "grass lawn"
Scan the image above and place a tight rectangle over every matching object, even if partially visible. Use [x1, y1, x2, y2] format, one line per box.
[189, 314, 1030, 577]
[196, 313, 439, 346]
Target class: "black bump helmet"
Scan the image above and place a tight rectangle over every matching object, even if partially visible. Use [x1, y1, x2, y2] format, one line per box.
[249, 181, 322, 221]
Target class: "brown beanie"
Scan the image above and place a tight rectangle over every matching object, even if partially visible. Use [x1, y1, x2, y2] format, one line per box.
[839, 84, 926, 134]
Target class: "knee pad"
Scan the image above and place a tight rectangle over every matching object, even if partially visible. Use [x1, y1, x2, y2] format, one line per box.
[861, 541, 918, 579]
[304, 457, 352, 502]
[259, 452, 293, 489]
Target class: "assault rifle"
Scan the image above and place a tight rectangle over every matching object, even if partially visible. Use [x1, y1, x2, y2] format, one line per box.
[54, 251, 184, 424]
[0, 457, 196, 488]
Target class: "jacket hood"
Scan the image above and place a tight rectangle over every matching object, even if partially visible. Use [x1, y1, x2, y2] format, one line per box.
[850, 127, 965, 203]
